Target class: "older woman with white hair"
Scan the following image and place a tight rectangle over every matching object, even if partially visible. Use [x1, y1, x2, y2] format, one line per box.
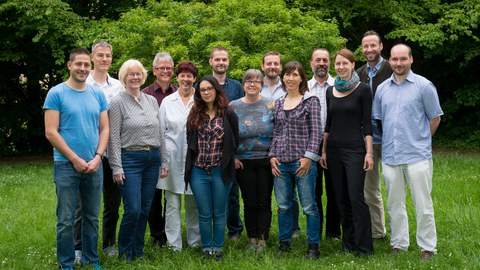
[108, 59, 169, 261]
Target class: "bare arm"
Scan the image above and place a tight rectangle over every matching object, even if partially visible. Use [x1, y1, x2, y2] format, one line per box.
[429, 116, 441, 136]
[85, 110, 109, 173]
[44, 109, 87, 172]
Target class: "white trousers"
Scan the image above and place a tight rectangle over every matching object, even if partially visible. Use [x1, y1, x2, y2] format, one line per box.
[383, 159, 437, 252]
[364, 144, 386, 238]
[164, 190, 200, 250]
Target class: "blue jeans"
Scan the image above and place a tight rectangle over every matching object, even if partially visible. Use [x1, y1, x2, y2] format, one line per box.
[190, 166, 232, 252]
[54, 161, 103, 268]
[117, 149, 160, 260]
[227, 181, 244, 237]
[273, 161, 320, 244]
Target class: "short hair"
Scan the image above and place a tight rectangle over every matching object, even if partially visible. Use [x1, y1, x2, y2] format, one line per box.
[392, 43, 412, 56]
[152, 52, 174, 68]
[334, 48, 355, 64]
[363, 30, 382, 43]
[69, 48, 90, 62]
[175, 61, 198, 77]
[91, 41, 112, 54]
[118, 59, 148, 86]
[242, 69, 264, 87]
[280, 61, 309, 95]
[210, 46, 228, 58]
[262, 51, 281, 64]
[310, 48, 330, 61]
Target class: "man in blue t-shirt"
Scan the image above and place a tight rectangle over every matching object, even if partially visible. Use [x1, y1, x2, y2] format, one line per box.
[209, 45, 244, 239]
[44, 48, 109, 270]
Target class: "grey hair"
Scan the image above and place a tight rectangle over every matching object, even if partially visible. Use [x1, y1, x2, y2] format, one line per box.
[242, 69, 264, 87]
[152, 52, 174, 68]
[91, 41, 112, 54]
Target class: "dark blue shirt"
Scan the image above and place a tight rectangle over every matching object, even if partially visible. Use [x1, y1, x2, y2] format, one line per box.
[221, 77, 244, 102]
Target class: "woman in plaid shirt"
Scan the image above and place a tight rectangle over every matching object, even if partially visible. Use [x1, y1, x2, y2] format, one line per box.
[269, 61, 322, 259]
[184, 76, 239, 261]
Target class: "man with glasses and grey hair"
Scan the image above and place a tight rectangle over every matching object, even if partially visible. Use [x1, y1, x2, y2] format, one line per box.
[74, 41, 123, 261]
[142, 52, 178, 247]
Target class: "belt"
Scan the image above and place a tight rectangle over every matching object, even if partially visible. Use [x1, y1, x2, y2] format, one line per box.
[123, 146, 158, 151]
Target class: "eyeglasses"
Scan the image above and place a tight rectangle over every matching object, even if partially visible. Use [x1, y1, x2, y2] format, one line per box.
[199, 86, 215, 93]
[127, 72, 143, 78]
[245, 80, 262, 85]
[155, 66, 173, 72]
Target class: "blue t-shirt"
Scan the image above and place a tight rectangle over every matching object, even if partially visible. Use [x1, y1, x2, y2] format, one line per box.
[230, 97, 275, 159]
[43, 82, 108, 162]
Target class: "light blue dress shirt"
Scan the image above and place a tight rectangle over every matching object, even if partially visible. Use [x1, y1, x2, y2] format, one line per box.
[368, 58, 385, 144]
[260, 78, 285, 100]
[372, 71, 443, 165]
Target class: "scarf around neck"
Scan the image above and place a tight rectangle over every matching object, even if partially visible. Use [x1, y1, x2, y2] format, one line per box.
[334, 71, 360, 92]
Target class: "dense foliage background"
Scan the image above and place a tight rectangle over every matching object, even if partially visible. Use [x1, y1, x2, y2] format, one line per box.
[1, 0, 479, 156]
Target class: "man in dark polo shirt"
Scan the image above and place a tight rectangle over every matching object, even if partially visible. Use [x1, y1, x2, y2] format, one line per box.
[142, 52, 178, 247]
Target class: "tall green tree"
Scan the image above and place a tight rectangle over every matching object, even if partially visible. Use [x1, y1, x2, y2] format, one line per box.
[0, 0, 86, 155]
[80, 0, 346, 82]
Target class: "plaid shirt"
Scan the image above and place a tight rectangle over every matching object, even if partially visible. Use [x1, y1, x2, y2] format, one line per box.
[269, 92, 322, 162]
[193, 115, 224, 170]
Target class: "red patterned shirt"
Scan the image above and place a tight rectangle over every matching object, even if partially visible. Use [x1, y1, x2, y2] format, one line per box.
[193, 115, 224, 171]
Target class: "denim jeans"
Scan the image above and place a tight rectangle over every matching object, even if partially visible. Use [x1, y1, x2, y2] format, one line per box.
[273, 161, 320, 245]
[190, 166, 232, 252]
[54, 161, 103, 268]
[117, 149, 160, 260]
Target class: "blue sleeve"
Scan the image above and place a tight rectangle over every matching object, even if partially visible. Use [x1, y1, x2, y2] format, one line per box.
[43, 85, 62, 111]
[421, 81, 444, 120]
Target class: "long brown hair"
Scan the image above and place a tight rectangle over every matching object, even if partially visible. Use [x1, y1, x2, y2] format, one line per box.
[187, 76, 229, 131]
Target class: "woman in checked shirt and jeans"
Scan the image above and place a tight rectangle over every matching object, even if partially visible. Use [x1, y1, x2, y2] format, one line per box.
[184, 76, 239, 261]
[269, 61, 322, 259]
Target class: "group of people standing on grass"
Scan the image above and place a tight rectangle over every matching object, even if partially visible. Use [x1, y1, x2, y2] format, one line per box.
[44, 30, 443, 270]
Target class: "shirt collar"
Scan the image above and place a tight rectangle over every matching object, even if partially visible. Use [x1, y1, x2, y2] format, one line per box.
[368, 57, 384, 73]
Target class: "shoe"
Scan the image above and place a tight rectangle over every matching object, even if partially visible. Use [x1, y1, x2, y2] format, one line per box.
[306, 243, 319, 259]
[74, 250, 82, 265]
[103, 245, 118, 257]
[213, 250, 223, 262]
[256, 240, 266, 255]
[421, 250, 433, 260]
[92, 262, 103, 270]
[277, 241, 291, 256]
[202, 250, 212, 260]
[153, 238, 166, 248]
[391, 247, 405, 255]
[246, 243, 257, 250]
[228, 234, 239, 241]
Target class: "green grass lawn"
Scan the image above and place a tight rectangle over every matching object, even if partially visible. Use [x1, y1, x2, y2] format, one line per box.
[0, 151, 479, 269]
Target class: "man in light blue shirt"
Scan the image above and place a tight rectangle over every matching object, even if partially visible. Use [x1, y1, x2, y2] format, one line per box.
[372, 44, 443, 260]
[260, 51, 285, 100]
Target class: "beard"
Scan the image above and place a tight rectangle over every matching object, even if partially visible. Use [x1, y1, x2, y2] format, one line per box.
[314, 67, 328, 78]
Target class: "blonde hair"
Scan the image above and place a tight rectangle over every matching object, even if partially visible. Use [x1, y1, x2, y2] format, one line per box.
[118, 59, 148, 86]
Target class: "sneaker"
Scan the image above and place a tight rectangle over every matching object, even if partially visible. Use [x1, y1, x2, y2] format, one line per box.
[103, 245, 118, 257]
[74, 250, 82, 265]
[202, 249, 213, 260]
[306, 243, 319, 259]
[213, 250, 223, 262]
[256, 240, 267, 255]
[277, 241, 291, 256]
[228, 234, 239, 241]
[92, 261, 103, 270]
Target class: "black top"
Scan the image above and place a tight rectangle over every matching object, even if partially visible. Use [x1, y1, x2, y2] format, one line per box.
[324, 82, 373, 147]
